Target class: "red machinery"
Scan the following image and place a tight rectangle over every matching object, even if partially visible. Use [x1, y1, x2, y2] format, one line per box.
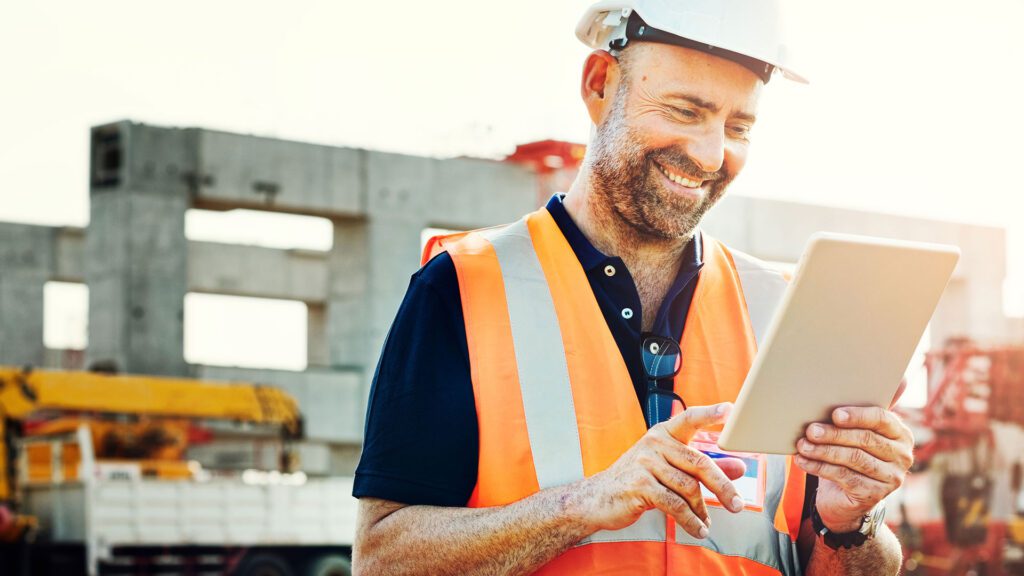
[898, 344, 1024, 576]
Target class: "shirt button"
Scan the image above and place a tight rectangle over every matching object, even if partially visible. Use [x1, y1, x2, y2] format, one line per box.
[604, 265, 616, 277]
[621, 308, 634, 320]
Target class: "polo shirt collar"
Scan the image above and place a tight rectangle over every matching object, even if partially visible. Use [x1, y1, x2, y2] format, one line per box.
[545, 193, 703, 274]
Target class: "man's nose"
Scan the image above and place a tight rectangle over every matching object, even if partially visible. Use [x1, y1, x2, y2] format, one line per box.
[685, 130, 726, 175]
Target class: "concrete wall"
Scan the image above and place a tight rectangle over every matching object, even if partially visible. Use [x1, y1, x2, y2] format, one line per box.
[79, 121, 537, 471]
[54, 227, 86, 281]
[85, 122, 193, 376]
[1, 121, 1019, 473]
[0, 223, 56, 366]
[180, 124, 539, 423]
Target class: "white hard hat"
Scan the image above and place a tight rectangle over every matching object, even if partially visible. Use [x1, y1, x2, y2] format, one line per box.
[576, 0, 807, 84]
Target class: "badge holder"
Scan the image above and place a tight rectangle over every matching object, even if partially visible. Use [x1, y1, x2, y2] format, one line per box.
[690, 430, 767, 512]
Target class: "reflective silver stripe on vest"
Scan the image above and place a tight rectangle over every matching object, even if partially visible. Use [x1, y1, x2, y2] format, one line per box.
[486, 220, 670, 545]
[487, 225, 800, 572]
[730, 248, 789, 348]
[578, 509, 667, 545]
[674, 455, 801, 575]
[670, 246, 801, 576]
[485, 219, 585, 489]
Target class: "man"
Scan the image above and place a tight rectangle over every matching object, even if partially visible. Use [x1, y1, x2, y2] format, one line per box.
[352, 1, 914, 574]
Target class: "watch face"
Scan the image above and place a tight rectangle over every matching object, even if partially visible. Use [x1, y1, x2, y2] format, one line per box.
[861, 503, 887, 537]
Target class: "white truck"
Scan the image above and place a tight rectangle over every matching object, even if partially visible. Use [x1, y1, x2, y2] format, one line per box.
[15, 426, 359, 576]
[0, 366, 360, 576]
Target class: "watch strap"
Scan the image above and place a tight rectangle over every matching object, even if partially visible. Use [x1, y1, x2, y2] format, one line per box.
[812, 503, 883, 550]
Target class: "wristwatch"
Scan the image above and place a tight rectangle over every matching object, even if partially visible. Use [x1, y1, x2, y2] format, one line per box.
[811, 502, 887, 550]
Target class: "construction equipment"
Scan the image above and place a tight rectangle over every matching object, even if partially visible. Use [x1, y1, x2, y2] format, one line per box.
[895, 344, 1024, 576]
[0, 365, 357, 576]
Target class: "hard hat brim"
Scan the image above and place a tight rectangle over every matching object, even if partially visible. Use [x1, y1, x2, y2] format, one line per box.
[575, 1, 808, 85]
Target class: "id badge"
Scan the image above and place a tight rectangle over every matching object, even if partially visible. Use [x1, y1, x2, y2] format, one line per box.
[690, 430, 767, 512]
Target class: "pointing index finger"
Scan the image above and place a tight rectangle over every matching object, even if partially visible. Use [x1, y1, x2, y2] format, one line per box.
[665, 403, 732, 443]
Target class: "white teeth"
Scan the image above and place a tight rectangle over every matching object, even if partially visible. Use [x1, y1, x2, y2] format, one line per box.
[659, 164, 701, 189]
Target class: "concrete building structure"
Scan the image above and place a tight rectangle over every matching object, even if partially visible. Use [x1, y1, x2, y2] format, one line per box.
[1, 121, 1021, 474]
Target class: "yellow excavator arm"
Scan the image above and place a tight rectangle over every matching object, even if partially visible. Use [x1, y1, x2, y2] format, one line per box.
[0, 366, 301, 430]
[0, 365, 303, 502]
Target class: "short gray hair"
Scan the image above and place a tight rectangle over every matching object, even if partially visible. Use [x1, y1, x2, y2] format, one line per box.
[609, 43, 645, 88]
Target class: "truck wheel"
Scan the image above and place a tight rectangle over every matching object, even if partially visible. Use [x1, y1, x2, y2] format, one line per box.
[304, 554, 352, 576]
[236, 552, 295, 576]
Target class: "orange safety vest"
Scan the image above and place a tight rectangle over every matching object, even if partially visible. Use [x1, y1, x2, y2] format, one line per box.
[422, 207, 807, 575]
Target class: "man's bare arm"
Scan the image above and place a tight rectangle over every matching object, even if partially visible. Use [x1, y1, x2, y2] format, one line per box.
[799, 518, 902, 576]
[807, 524, 902, 575]
[353, 403, 747, 576]
[353, 487, 589, 576]
[795, 406, 915, 576]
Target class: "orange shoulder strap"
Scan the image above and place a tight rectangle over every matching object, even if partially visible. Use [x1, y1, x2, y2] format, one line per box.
[673, 234, 759, 410]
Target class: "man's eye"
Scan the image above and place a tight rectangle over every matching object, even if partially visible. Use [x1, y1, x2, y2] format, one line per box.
[728, 125, 751, 138]
[672, 107, 698, 119]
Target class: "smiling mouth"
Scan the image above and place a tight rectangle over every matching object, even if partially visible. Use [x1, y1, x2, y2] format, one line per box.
[655, 161, 706, 190]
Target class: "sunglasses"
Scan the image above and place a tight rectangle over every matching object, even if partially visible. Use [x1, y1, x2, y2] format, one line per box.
[641, 334, 686, 427]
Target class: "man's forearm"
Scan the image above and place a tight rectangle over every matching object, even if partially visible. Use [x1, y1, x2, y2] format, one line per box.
[805, 524, 903, 576]
[354, 405, 750, 575]
[353, 484, 592, 576]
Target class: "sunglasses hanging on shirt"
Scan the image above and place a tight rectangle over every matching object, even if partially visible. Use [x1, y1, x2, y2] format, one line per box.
[641, 334, 685, 427]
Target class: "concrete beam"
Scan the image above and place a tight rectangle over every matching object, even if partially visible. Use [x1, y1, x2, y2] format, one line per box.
[194, 130, 366, 218]
[187, 242, 329, 303]
[56, 233, 333, 304]
[180, 126, 538, 228]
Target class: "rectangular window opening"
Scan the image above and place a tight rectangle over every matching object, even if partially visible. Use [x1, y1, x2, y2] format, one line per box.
[186, 209, 333, 252]
[184, 293, 308, 371]
[44, 281, 89, 350]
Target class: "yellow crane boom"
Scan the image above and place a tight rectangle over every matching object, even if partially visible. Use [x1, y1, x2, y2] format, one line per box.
[0, 365, 302, 502]
[0, 366, 300, 428]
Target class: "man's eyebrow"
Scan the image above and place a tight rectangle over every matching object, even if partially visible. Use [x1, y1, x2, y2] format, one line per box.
[664, 92, 757, 123]
[733, 111, 757, 123]
[665, 93, 720, 112]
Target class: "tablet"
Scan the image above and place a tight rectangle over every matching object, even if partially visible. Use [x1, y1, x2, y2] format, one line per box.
[717, 232, 960, 454]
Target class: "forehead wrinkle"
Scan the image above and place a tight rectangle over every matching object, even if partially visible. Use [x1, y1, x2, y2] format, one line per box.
[627, 81, 675, 117]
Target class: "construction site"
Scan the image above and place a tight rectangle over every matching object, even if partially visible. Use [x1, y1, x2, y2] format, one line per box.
[0, 120, 1021, 575]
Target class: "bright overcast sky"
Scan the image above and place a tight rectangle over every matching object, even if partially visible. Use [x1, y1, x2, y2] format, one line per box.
[2, 0, 1023, 314]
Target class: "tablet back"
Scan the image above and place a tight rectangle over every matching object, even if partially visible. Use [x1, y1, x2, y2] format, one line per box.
[717, 232, 960, 454]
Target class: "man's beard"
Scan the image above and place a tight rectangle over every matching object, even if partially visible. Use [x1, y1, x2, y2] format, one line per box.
[587, 93, 735, 242]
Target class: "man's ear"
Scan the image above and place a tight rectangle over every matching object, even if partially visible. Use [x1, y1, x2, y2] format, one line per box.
[581, 50, 621, 126]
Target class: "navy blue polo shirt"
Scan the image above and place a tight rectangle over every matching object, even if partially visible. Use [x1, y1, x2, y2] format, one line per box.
[353, 194, 704, 506]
